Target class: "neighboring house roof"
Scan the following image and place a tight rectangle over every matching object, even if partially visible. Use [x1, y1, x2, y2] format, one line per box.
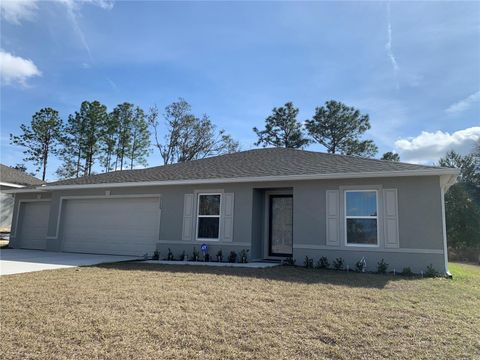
[42, 148, 458, 189]
[0, 164, 44, 187]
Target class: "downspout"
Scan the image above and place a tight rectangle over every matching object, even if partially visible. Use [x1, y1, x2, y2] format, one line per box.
[440, 173, 458, 278]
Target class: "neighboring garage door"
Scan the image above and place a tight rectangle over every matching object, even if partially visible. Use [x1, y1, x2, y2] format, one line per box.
[61, 197, 160, 256]
[17, 201, 50, 250]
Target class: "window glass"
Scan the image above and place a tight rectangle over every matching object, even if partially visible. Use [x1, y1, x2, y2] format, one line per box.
[346, 219, 377, 245]
[345, 190, 378, 245]
[198, 195, 221, 215]
[198, 217, 220, 239]
[346, 191, 377, 216]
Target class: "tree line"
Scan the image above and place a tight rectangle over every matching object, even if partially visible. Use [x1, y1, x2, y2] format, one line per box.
[10, 98, 239, 181]
[438, 147, 480, 257]
[11, 99, 399, 182]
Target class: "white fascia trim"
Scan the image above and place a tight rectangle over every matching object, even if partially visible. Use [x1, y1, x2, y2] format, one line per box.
[0, 182, 25, 188]
[31, 168, 460, 191]
[2, 188, 44, 194]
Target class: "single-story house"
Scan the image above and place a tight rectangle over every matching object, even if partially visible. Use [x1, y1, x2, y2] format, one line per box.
[0, 164, 44, 232]
[6, 148, 458, 274]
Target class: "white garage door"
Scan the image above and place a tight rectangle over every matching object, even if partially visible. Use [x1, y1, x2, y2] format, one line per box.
[18, 201, 50, 250]
[61, 197, 160, 256]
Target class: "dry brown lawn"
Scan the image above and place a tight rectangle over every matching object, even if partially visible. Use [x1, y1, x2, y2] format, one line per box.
[1, 262, 479, 360]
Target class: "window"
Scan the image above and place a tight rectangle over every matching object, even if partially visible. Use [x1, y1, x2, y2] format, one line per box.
[345, 190, 378, 246]
[197, 193, 221, 240]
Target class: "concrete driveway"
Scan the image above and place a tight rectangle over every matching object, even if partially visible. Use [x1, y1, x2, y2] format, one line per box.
[0, 249, 140, 275]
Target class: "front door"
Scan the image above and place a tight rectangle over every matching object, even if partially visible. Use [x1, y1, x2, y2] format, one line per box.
[269, 195, 293, 256]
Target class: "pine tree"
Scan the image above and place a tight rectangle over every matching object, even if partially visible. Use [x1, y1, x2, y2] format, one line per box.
[10, 108, 63, 181]
[253, 102, 309, 148]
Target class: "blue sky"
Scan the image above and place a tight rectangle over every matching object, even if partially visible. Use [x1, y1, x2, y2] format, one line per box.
[1, 0, 479, 180]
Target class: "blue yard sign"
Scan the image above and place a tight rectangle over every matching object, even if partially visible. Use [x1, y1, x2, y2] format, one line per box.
[200, 243, 208, 253]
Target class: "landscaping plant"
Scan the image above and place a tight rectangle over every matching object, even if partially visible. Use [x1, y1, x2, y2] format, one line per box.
[401, 267, 414, 277]
[304, 256, 313, 269]
[216, 250, 223, 262]
[191, 247, 200, 261]
[228, 251, 237, 263]
[425, 264, 439, 278]
[333, 257, 344, 270]
[167, 248, 174, 261]
[316, 256, 329, 269]
[355, 257, 367, 272]
[377, 259, 389, 274]
[239, 249, 249, 263]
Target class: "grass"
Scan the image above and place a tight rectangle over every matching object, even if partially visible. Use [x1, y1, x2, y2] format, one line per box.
[1, 262, 479, 359]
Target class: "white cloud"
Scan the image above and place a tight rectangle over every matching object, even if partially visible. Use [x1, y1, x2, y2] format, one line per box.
[394, 127, 480, 164]
[0, 50, 41, 86]
[0, 0, 38, 24]
[445, 90, 480, 114]
[385, 2, 399, 88]
[55, 0, 114, 62]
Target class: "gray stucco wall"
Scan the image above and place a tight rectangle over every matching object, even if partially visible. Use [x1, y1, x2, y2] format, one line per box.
[0, 192, 14, 232]
[9, 175, 446, 273]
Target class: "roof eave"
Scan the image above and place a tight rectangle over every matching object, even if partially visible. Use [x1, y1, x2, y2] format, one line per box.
[17, 168, 460, 192]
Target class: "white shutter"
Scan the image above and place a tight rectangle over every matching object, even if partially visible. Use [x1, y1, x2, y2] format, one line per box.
[383, 189, 399, 248]
[182, 194, 194, 241]
[326, 190, 340, 246]
[222, 193, 234, 241]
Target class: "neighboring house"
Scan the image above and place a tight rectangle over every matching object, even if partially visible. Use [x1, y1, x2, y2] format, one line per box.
[5, 148, 458, 274]
[0, 164, 44, 233]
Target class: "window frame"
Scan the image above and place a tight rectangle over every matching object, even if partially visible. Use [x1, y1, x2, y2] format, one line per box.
[196, 192, 222, 241]
[344, 189, 379, 247]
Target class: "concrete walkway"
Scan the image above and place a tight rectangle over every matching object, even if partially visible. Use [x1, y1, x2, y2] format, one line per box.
[145, 260, 281, 268]
[0, 249, 139, 276]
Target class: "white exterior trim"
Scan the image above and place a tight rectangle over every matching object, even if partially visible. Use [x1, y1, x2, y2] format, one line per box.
[195, 192, 222, 241]
[344, 189, 380, 248]
[51, 194, 162, 241]
[440, 187, 449, 273]
[293, 244, 443, 254]
[4, 168, 459, 193]
[0, 182, 25, 188]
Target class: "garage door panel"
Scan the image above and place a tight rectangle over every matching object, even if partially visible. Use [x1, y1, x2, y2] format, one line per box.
[61, 197, 160, 256]
[18, 201, 50, 250]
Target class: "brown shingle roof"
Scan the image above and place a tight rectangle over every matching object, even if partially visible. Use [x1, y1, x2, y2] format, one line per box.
[46, 148, 450, 187]
[0, 164, 45, 187]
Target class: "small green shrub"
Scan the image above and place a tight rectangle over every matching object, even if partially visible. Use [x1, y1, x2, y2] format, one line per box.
[239, 249, 249, 263]
[316, 256, 329, 269]
[167, 248, 174, 261]
[191, 247, 200, 261]
[304, 256, 314, 268]
[401, 267, 414, 276]
[228, 251, 237, 263]
[355, 257, 367, 272]
[282, 257, 296, 266]
[425, 264, 439, 278]
[204, 253, 210, 262]
[377, 259, 389, 274]
[152, 250, 160, 260]
[216, 250, 223, 262]
[333, 257, 344, 270]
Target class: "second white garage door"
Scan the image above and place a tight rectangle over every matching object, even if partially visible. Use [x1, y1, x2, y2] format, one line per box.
[61, 197, 160, 256]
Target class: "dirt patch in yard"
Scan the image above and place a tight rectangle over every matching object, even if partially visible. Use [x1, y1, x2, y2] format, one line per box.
[1, 263, 479, 359]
